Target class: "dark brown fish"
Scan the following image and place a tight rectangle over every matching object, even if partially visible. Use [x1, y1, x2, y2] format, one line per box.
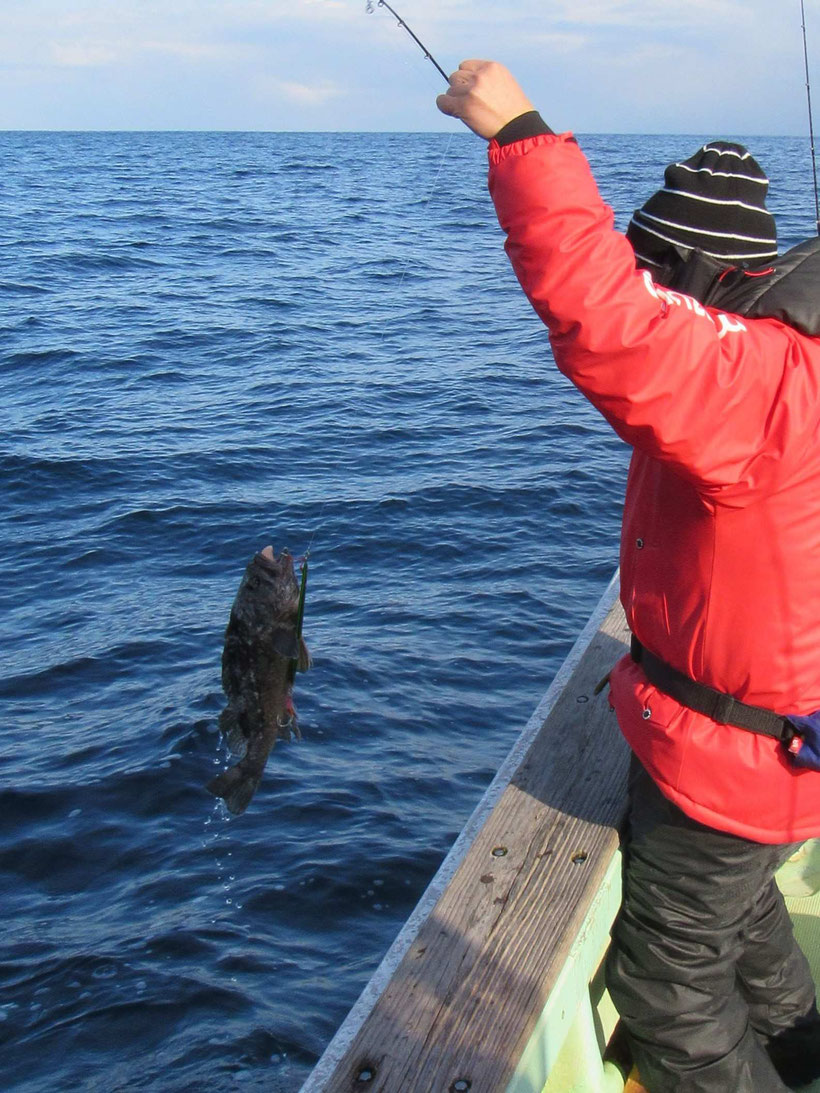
[207, 546, 311, 815]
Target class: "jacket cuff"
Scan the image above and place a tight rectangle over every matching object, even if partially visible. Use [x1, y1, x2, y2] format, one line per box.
[493, 111, 554, 146]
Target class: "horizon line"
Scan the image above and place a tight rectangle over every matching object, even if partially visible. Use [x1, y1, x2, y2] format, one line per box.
[0, 128, 810, 139]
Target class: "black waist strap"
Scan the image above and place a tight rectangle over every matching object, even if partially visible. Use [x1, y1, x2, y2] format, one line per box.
[630, 636, 790, 743]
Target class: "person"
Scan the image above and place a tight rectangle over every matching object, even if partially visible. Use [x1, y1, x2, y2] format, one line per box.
[436, 61, 820, 1092]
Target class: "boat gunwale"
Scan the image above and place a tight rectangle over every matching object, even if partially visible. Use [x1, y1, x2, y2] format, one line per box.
[301, 570, 622, 1092]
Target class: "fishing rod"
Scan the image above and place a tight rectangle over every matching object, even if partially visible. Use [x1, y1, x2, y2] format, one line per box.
[366, 0, 449, 84]
[801, 0, 820, 235]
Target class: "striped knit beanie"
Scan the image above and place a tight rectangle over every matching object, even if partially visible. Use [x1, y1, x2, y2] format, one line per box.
[626, 141, 778, 268]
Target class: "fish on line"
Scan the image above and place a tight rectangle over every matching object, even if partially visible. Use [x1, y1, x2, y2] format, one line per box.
[207, 546, 311, 816]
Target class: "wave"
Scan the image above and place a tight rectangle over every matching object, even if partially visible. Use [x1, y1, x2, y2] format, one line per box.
[0, 639, 179, 699]
[5, 347, 82, 368]
[0, 280, 51, 295]
[43, 252, 164, 272]
[0, 128, 651, 1093]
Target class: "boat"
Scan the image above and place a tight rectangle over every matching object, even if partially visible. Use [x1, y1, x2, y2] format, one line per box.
[300, 571, 820, 1092]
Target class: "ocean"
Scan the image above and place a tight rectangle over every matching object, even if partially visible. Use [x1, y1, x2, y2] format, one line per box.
[1, 130, 816, 1092]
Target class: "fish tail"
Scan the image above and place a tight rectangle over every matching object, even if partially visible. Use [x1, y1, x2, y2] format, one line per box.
[206, 758, 265, 816]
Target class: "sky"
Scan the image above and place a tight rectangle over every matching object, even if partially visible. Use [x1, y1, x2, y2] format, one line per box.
[2, 0, 819, 133]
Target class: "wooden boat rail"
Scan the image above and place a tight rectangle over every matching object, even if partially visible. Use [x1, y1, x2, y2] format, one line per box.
[301, 574, 632, 1093]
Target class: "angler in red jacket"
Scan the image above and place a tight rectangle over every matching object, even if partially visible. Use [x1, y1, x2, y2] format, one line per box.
[437, 61, 820, 1091]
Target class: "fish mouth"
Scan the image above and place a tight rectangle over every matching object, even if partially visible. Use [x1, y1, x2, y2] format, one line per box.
[256, 546, 295, 576]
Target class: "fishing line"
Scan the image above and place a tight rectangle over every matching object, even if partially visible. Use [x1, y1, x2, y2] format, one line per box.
[362, 0, 455, 312]
[302, 117, 453, 559]
[299, 7, 453, 564]
[801, 0, 820, 234]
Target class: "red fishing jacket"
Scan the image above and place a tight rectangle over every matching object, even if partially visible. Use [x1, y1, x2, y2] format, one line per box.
[487, 131, 820, 842]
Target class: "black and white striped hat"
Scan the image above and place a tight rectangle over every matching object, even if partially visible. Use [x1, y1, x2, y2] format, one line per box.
[626, 141, 778, 268]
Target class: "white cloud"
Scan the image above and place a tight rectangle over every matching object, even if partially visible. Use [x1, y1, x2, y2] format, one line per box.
[356, 0, 741, 29]
[274, 79, 346, 105]
[49, 42, 120, 68]
[525, 31, 588, 52]
[143, 40, 248, 62]
[44, 37, 247, 69]
[525, 0, 738, 28]
[0, 0, 811, 131]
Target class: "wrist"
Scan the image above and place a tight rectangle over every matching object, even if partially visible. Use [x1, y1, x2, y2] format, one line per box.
[493, 111, 553, 146]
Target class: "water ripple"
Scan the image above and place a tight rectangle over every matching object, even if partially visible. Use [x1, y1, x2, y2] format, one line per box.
[1, 129, 810, 1093]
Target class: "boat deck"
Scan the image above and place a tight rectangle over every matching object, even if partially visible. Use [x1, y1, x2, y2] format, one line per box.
[302, 574, 820, 1092]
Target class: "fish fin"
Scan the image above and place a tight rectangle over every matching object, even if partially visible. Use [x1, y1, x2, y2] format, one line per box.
[206, 759, 265, 816]
[297, 636, 312, 673]
[218, 707, 248, 757]
[270, 627, 300, 660]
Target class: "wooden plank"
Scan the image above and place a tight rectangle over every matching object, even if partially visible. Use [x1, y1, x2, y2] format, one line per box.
[303, 575, 625, 1092]
[304, 580, 632, 1092]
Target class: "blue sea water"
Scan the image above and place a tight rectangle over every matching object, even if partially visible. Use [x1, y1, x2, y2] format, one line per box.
[1, 130, 817, 1092]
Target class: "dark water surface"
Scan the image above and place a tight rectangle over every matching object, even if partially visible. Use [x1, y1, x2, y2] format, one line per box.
[1, 131, 816, 1091]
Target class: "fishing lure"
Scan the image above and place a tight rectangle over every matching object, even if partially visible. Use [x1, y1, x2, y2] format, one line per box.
[286, 553, 309, 687]
[366, 0, 449, 83]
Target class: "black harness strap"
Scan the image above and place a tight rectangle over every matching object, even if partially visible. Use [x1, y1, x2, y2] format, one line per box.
[631, 636, 792, 743]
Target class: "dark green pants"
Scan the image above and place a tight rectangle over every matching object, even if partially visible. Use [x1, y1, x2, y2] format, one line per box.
[606, 757, 820, 1092]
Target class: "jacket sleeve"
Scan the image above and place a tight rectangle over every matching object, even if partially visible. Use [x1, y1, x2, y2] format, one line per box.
[488, 133, 820, 502]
